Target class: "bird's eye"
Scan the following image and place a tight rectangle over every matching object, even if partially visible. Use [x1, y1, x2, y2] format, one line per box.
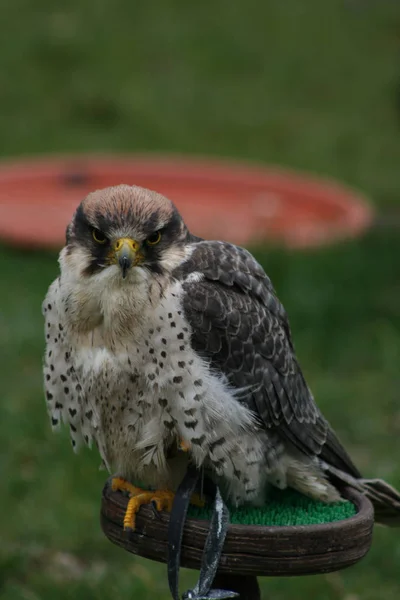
[146, 231, 162, 246]
[92, 229, 108, 244]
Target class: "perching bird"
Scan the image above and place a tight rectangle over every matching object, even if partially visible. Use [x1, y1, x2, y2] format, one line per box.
[43, 184, 400, 529]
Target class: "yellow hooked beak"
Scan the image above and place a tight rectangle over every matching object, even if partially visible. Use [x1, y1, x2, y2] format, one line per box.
[113, 238, 141, 278]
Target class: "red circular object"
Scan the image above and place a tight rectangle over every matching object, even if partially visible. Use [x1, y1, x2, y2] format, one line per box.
[0, 154, 373, 249]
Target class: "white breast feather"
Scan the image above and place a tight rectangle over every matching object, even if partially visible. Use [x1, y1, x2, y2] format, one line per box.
[43, 268, 267, 497]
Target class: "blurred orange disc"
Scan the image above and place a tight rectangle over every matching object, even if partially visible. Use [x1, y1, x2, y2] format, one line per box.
[0, 154, 373, 250]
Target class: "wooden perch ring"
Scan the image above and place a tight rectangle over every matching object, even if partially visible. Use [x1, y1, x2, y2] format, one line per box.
[100, 478, 374, 577]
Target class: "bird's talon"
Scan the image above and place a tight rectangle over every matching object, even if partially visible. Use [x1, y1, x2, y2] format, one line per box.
[153, 497, 164, 512]
[118, 488, 175, 531]
[151, 501, 163, 520]
[110, 479, 204, 529]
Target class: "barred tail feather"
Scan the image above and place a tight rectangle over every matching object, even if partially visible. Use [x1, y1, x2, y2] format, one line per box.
[360, 478, 400, 526]
[321, 462, 400, 527]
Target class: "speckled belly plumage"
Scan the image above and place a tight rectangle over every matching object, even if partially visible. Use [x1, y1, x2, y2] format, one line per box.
[43, 277, 280, 505]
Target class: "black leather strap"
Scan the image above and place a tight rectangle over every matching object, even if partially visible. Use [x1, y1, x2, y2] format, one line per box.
[167, 466, 238, 600]
[167, 465, 201, 600]
[184, 486, 238, 600]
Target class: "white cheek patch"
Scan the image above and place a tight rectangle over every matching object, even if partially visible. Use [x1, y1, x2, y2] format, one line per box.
[59, 246, 91, 282]
[158, 245, 192, 273]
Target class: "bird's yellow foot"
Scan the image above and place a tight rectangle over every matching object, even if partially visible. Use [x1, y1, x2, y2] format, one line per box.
[124, 489, 175, 531]
[111, 476, 205, 531]
[111, 478, 175, 531]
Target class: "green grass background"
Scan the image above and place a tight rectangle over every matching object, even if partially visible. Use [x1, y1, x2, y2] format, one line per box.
[0, 1, 400, 598]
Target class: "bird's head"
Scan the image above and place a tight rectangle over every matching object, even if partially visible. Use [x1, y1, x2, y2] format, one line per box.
[62, 184, 192, 285]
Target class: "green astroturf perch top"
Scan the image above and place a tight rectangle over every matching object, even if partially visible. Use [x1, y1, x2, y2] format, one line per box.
[188, 488, 356, 526]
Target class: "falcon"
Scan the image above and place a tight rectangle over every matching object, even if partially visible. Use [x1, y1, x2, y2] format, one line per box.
[43, 184, 400, 529]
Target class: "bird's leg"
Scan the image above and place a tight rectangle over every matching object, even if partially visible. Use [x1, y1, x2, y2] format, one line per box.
[179, 437, 191, 452]
[111, 476, 204, 531]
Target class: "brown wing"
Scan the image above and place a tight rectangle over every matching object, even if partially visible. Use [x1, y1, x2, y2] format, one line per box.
[174, 240, 361, 478]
